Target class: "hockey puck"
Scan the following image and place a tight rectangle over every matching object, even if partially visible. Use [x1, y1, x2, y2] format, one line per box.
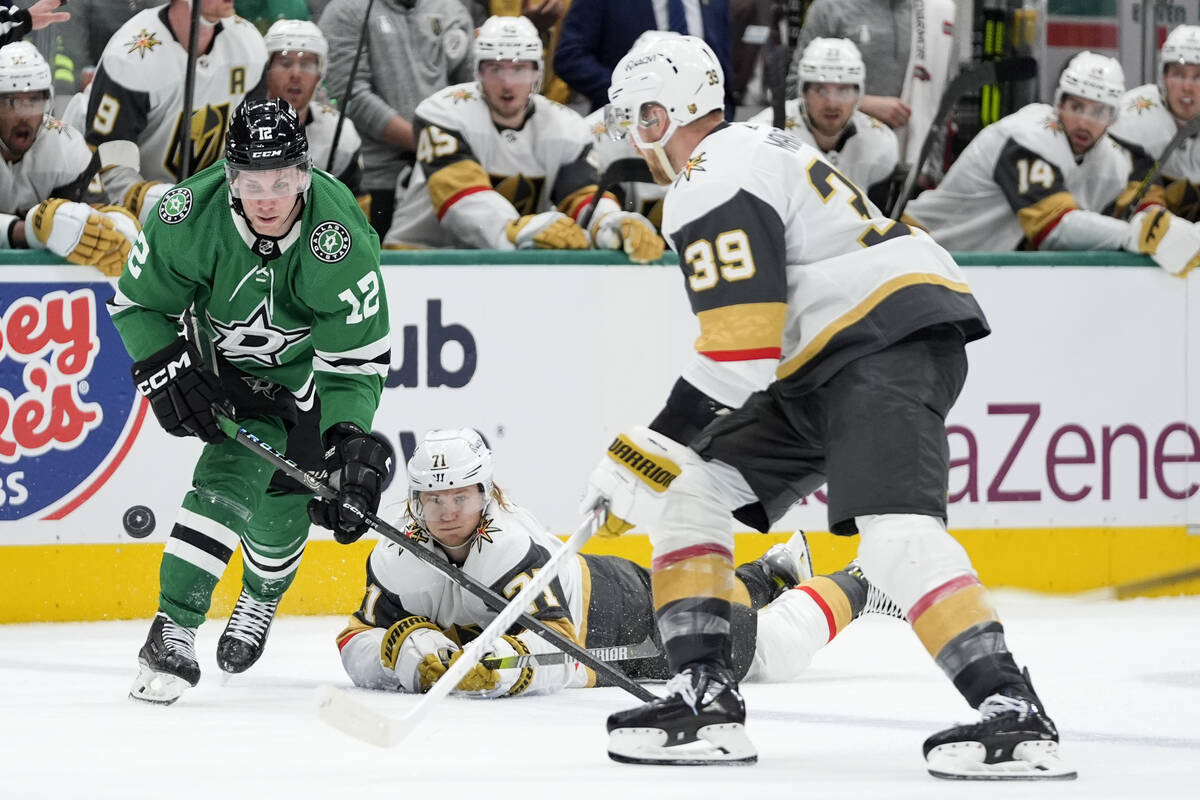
[122, 505, 156, 538]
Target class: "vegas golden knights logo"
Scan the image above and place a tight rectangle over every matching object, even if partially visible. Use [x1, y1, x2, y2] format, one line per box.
[164, 102, 231, 179]
[491, 173, 546, 215]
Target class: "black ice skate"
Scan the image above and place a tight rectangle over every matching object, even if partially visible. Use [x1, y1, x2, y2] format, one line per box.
[217, 588, 280, 674]
[844, 560, 907, 619]
[924, 675, 1076, 780]
[607, 663, 756, 765]
[735, 531, 813, 608]
[130, 612, 200, 705]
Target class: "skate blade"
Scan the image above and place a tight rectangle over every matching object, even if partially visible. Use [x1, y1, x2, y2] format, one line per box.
[927, 740, 1077, 780]
[608, 723, 757, 765]
[128, 663, 192, 706]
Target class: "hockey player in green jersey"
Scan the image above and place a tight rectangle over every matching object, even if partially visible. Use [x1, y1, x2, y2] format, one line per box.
[109, 98, 393, 705]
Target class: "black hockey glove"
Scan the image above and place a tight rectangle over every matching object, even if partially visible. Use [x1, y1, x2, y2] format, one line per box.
[308, 423, 393, 544]
[130, 338, 229, 444]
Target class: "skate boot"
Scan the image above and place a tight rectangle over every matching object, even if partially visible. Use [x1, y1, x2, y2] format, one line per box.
[130, 612, 200, 705]
[924, 672, 1076, 780]
[217, 588, 279, 674]
[844, 560, 906, 619]
[607, 662, 757, 765]
[735, 531, 813, 608]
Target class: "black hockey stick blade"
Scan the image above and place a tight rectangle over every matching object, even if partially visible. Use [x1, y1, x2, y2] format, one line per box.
[212, 412, 657, 703]
[890, 56, 1038, 219]
[579, 158, 654, 229]
[1122, 113, 1200, 218]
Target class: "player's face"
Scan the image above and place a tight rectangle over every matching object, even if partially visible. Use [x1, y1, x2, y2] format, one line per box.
[1163, 63, 1200, 122]
[234, 167, 306, 235]
[479, 61, 538, 125]
[1056, 94, 1115, 155]
[419, 486, 485, 549]
[0, 91, 48, 157]
[267, 52, 322, 113]
[802, 82, 857, 137]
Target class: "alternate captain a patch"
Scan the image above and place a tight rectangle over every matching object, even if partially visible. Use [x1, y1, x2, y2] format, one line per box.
[311, 221, 351, 262]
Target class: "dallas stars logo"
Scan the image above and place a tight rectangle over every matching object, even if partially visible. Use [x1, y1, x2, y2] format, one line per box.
[125, 28, 162, 59]
[679, 152, 707, 182]
[158, 187, 192, 224]
[310, 221, 351, 263]
[209, 300, 309, 367]
[240, 376, 280, 398]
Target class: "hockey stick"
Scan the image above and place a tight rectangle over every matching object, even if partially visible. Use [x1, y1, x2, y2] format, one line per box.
[179, 0, 203, 179]
[211, 412, 657, 704]
[326, 0, 377, 173]
[889, 56, 1037, 220]
[479, 635, 661, 670]
[773, 0, 806, 130]
[317, 509, 606, 747]
[578, 157, 654, 230]
[1121, 114, 1200, 219]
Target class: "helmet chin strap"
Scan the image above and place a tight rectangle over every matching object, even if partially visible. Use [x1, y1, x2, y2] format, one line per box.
[646, 141, 677, 181]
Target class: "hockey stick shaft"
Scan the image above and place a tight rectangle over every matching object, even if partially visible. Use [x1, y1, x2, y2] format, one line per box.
[212, 413, 656, 704]
[179, 0, 203, 180]
[333, 512, 600, 747]
[1121, 114, 1200, 219]
[479, 635, 660, 670]
[327, 0, 377, 173]
[889, 57, 1037, 220]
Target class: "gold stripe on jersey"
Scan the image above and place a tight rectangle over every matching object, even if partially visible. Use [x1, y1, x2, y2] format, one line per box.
[123, 180, 164, 217]
[652, 554, 734, 610]
[900, 213, 929, 232]
[335, 617, 373, 651]
[428, 159, 493, 217]
[558, 184, 611, 221]
[776, 273, 972, 381]
[802, 575, 855, 632]
[576, 555, 597, 687]
[911, 581, 999, 658]
[695, 302, 787, 360]
[1113, 181, 1168, 218]
[1015, 190, 1077, 243]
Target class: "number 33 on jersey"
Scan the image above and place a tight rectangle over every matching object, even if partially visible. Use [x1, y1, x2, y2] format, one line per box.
[660, 123, 988, 398]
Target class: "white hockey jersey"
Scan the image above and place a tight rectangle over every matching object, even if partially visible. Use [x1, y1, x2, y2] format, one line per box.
[660, 122, 988, 406]
[304, 101, 362, 191]
[746, 101, 899, 209]
[0, 116, 96, 217]
[85, 7, 266, 194]
[905, 103, 1148, 251]
[336, 500, 588, 695]
[1110, 83, 1200, 221]
[384, 83, 601, 248]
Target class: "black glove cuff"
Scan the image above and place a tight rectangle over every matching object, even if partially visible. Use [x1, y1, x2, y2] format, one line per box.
[130, 338, 198, 397]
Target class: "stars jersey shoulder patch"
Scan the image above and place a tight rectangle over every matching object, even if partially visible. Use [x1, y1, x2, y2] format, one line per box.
[158, 187, 192, 224]
[310, 221, 351, 262]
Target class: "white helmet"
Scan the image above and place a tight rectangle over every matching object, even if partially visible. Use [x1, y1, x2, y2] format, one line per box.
[408, 429, 494, 534]
[475, 15, 543, 90]
[0, 41, 53, 103]
[1055, 50, 1124, 110]
[630, 28, 682, 53]
[606, 34, 724, 154]
[1160, 25, 1200, 99]
[264, 19, 328, 78]
[798, 38, 865, 93]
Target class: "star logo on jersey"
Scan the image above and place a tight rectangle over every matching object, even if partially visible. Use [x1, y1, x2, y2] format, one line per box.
[240, 376, 280, 398]
[449, 87, 475, 103]
[1043, 116, 1063, 134]
[158, 187, 192, 224]
[125, 28, 163, 58]
[1128, 95, 1158, 114]
[209, 300, 309, 367]
[310, 221, 352, 263]
[472, 515, 498, 549]
[403, 521, 430, 544]
[42, 117, 66, 134]
[679, 152, 707, 181]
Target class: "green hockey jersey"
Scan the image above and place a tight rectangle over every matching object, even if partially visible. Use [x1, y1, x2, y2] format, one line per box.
[109, 161, 390, 435]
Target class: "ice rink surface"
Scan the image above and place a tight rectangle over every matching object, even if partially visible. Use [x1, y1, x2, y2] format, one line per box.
[1, 591, 1197, 799]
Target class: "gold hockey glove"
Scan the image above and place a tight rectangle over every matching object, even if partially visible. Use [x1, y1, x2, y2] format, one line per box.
[506, 211, 590, 250]
[580, 426, 687, 538]
[1127, 207, 1200, 276]
[590, 211, 665, 264]
[24, 199, 131, 275]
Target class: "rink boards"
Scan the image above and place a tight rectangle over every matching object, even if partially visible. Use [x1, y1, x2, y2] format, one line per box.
[1, 250, 1198, 621]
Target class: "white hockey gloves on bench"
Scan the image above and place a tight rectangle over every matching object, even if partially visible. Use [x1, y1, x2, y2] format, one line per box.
[1127, 206, 1200, 277]
[24, 199, 139, 276]
[580, 426, 688, 537]
[590, 210, 664, 264]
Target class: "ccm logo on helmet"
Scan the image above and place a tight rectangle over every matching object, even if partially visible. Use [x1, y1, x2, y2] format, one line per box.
[135, 351, 194, 396]
[251, 149, 284, 158]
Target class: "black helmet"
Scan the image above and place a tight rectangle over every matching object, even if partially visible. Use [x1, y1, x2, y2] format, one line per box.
[225, 97, 309, 169]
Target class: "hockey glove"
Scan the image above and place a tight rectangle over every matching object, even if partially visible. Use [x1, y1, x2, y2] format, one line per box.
[590, 211, 665, 264]
[123, 180, 173, 226]
[427, 634, 534, 697]
[130, 338, 229, 444]
[93, 204, 141, 276]
[379, 615, 465, 693]
[505, 211, 590, 250]
[580, 426, 687, 538]
[24, 199, 132, 275]
[1127, 207, 1200, 276]
[307, 423, 393, 544]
